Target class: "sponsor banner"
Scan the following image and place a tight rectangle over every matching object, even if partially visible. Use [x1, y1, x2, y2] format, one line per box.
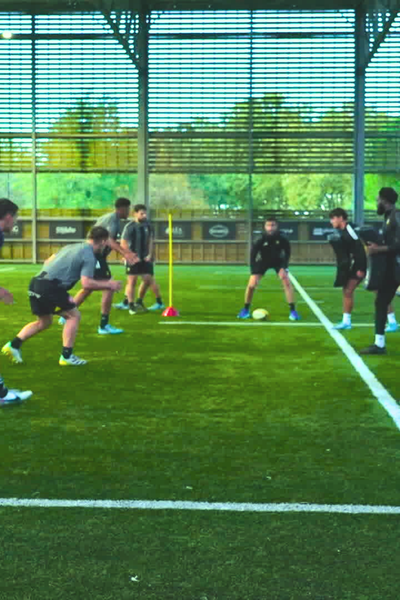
[309, 221, 335, 241]
[50, 221, 84, 239]
[4, 222, 23, 238]
[253, 221, 299, 241]
[157, 221, 192, 240]
[202, 222, 236, 240]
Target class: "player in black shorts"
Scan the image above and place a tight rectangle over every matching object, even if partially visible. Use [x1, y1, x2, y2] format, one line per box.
[2, 227, 121, 367]
[360, 187, 400, 355]
[329, 207, 398, 331]
[120, 204, 165, 315]
[58, 198, 137, 334]
[329, 208, 367, 330]
[237, 217, 300, 320]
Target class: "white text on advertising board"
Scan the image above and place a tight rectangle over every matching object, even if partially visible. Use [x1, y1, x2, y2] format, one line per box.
[209, 224, 230, 239]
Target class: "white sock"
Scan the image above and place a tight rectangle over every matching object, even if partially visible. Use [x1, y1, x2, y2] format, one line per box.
[375, 334, 385, 348]
[343, 313, 351, 325]
[387, 312, 397, 325]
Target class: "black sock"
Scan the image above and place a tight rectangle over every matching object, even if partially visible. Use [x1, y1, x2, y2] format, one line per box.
[100, 314, 109, 329]
[123, 297, 129, 306]
[0, 376, 8, 398]
[289, 303, 296, 311]
[244, 303, 250, 310]
[129, 302, 135, 310]
[156, 297, 163, 305]
[11, 337, 22, 350]
[62, 347, 73, 359]
[136, 298, 143, 306]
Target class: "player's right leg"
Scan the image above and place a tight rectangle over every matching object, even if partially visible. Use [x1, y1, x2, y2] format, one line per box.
[333, 277, 362, 330]
[237, 274, 262, 318]
[59, 307, 87, 366]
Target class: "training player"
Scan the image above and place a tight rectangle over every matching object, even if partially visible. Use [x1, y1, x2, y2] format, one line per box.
[0, 199, 32, 405]
[329, 208, 398, 331]
[360, 187, 400, 355]
[2, 226, 121, 367]
[237, 216, 300, 320]
[117, 204, 165, 315]
[59, 197, 137, 334]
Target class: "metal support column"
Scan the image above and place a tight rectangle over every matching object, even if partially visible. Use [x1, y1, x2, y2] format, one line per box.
[31, 14, 38, 264]
[353, 6, 368, 226]
[137, 8, 149, 211]
[248, 11, 254, 260]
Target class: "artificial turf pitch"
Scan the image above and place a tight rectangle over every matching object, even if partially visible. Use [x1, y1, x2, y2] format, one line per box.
[1, 264, 400, 599]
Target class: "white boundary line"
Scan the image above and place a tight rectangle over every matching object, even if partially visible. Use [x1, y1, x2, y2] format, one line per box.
[289, 273, 400, 431]
[1, 497, 400, 514]
[159, 321, 374, 328]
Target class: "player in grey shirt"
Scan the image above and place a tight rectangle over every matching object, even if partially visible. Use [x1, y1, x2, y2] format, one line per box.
[119, 203, 165, 314]
[2, 226, 122, 367]
[59, 197, 137, 335]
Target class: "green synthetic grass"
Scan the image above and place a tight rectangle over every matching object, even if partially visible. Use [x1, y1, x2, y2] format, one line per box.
[0, 264, 400, 599]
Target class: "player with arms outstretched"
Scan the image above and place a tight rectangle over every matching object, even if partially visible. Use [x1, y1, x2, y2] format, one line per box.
[59, 197, 137, 334]
[2, 226, 121, 367]
[237, 217, 300, 321]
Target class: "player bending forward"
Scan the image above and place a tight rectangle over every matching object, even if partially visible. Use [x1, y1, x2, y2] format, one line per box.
[329, 207, 398, 332]
[59, 197, 137, 334]
[2, 226, 121, 367]
[237, 217, 300, 321]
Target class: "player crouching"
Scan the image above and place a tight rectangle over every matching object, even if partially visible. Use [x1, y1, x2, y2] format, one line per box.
[2, 226, 121, 367]
[237, 216, 300, 321]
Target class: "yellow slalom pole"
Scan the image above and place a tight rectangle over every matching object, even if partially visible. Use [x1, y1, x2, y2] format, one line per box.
[162, 212, 179, 317]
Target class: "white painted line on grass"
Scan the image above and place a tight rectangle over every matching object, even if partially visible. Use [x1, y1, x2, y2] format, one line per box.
[289, 273, 400, 431]
[160, 321, 323, 327]
[1, 497, 400, 514]
[159, 321, 374, 328]
[0, 267, 15, 272]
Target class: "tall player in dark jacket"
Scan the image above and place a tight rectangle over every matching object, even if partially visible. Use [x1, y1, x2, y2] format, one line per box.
[237, 217, 300, 320]
[361, 187, 400, 355]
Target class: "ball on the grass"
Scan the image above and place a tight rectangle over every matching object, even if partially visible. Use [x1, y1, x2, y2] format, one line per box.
[252, 308, 270, 321]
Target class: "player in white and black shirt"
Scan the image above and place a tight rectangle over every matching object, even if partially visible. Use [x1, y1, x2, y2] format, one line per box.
[329, 207, 397, 332]
[237, 217, 300, 320]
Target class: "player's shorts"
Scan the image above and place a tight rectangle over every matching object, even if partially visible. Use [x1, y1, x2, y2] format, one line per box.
[126, 261, 154, 276]
[251, 263, 287, 276]
[28, 275, 76, 316]
[348, 265, 365, 282]
[94, 253, 112, 280]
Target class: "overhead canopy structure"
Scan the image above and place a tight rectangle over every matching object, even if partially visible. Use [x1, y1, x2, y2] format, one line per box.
[0, 0, 399, 261]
